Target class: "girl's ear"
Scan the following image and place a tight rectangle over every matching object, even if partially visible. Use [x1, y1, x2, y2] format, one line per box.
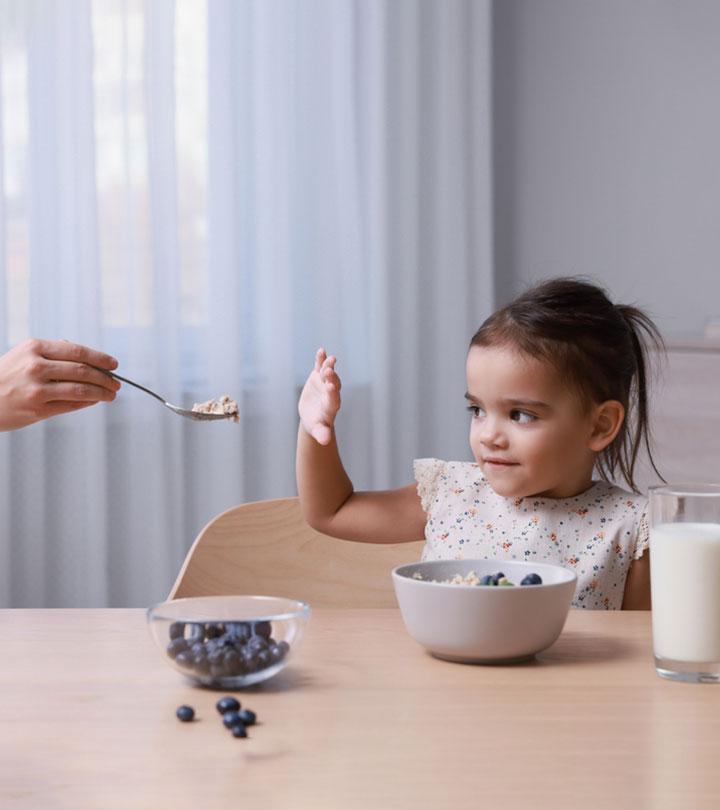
[588, 400, 625, 452]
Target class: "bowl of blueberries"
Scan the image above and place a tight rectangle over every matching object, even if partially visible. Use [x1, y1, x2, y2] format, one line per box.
[392, 558, 576, 664]
[147, 595, 311, 688]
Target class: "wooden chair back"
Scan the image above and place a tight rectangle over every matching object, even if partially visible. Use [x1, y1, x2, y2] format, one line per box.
[169, 497, 425, 608]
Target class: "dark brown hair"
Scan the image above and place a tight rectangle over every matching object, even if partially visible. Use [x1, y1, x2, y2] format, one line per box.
[470, 277, 665, 492]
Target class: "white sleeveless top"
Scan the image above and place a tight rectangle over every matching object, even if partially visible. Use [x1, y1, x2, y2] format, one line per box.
[414, 458, 649, 610]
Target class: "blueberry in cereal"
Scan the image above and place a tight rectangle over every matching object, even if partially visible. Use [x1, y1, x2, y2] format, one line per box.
[414, 570, 543, 587]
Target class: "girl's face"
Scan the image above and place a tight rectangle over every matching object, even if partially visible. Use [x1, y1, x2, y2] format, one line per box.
[466, 344, 606, 499]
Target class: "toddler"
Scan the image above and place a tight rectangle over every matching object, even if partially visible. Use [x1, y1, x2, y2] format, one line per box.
[296, 278, 665, 609]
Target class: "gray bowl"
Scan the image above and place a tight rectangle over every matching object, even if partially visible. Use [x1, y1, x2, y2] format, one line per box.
[392, 559, 576, 663]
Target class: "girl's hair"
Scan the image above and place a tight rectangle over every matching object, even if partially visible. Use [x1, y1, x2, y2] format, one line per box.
[470, 277, 665, 492]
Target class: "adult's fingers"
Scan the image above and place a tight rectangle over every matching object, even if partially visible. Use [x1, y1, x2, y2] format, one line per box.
[38, 401, 97, 419]
[43, 381, 118, 404]
[33, 339, 118, 370]
[41, 360, 121, 394]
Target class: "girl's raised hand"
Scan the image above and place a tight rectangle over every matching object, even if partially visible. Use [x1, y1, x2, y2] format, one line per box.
[298, 348, 341, 446]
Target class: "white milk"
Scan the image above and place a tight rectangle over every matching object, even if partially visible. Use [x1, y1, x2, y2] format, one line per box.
[650, 522, 720, 663]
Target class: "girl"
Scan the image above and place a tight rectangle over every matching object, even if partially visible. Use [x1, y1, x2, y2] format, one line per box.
[296, 277, 665, 609]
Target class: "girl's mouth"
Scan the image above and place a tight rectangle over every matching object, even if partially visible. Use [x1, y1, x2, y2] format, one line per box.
[483, 458, 518, 467]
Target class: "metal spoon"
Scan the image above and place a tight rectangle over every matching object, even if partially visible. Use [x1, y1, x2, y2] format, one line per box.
[98, 368, 237, 421]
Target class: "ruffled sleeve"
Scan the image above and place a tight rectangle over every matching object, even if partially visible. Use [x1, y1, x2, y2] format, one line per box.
[633, 506, 650, 560]
[413, 458, 447, 514]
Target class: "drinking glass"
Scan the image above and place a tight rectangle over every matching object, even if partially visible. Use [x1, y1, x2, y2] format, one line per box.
[649, 484, 720, 683]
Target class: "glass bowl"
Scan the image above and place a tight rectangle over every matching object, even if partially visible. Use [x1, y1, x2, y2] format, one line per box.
[147, 595, 311, 688]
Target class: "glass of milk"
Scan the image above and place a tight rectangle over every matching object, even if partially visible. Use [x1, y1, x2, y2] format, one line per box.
[650, 484, 720, 683]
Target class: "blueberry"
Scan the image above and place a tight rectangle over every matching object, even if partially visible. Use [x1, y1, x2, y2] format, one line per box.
[194, 656, 211, 675]
[269, 643, 284, 663]
[175, 651, 194, 669]
[479, 574, 494, 586]
[186, 623, 205, 643]
[210, 663, 226, 678]
[226, 622, 251, 643]
[223, 710, 243, 728]
[231, 724, 248, 738]
[205, 622, 224, 639]
[237, 708, 256, 726]
[521, 573, 543, 586]
[491, 572, 506, 586]
[208, 648, 225, 665]
[247, 635, 268, 652]
[216, 696, 241, 715]
[176, 705, 195, 722]
[166, 638, 189, 659]
[169, 621, 185, 640]
[223, 650, 242, 675]
[253, 620, 273, 640]
[218, 633, 238, 650]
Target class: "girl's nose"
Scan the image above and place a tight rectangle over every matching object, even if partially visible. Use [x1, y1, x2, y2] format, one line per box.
[479, 417, 508, 449]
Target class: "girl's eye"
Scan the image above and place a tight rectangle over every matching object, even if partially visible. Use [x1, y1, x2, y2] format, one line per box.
[511, 410, 536, 424]
[466, 405, 485, 418]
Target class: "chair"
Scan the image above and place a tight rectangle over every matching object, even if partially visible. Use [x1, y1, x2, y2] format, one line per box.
[169, 497, 425, 608]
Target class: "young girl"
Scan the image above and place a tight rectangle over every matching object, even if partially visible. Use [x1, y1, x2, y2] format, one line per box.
[296, 277, 665, 610]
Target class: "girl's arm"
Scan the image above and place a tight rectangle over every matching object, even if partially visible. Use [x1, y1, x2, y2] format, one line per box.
[621, 551, 651, 609]
[296, 349, 426, 543]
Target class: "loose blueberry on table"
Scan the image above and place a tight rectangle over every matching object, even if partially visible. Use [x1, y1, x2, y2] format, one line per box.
[222, 710, 244, 729]
[174, 696, 258, 740]
[217, 696, 257, 739]
[175, 705, 195, 722]
[216, 696, 241, 715]
[237, 708, 257, 726]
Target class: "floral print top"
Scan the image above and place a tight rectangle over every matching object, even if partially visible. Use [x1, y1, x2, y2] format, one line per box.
[414, 458, 649, 610]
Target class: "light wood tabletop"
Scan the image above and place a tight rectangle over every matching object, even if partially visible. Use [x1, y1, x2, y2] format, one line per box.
[0, 608, 719, 810]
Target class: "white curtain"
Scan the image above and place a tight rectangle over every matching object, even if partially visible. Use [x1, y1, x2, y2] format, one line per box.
[0, 0, 493, 607]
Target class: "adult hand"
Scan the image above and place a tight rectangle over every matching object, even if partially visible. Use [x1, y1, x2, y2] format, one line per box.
[0, 338, 120, 431]
[298, 348, 341, 446]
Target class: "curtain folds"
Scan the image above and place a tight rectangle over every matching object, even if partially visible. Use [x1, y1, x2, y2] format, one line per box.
[0, 0, 493, 607]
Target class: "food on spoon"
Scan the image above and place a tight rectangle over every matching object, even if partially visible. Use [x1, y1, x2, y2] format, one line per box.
[191, 394, 239, 421]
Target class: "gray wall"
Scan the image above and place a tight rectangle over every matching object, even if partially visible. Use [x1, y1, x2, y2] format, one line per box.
[493, 0, 720, 338]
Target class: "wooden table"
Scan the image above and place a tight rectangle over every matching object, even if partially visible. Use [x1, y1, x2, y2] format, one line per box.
[1, 609, 719, 809]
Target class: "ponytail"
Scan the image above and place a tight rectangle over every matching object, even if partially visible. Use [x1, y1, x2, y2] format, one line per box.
[606, 305, 666, 491]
